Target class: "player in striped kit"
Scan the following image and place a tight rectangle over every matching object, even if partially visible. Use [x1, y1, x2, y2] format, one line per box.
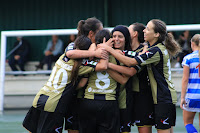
[181, 34, 200, 133]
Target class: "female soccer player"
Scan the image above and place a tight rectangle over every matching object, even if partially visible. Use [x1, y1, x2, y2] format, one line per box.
[99, 19, 181, 133]
[66, 17, 107, 60]
[106, 24, 151, 133]
[22, 35, 108, 133]
[110, 25, 135, 133]
[181, 34, 200, 133]
[128, 23, 154, 133]
[64, 17, 107, 133]
[77, 26, 134, 133]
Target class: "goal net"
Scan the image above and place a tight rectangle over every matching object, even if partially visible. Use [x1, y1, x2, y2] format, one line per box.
[1, 24, 200, 112]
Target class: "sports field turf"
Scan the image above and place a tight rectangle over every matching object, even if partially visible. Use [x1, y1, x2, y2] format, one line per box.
[0, 107, 199, 133]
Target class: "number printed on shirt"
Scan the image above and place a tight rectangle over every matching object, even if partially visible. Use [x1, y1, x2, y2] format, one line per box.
[196, 64, 200, 77]
[47, 66, 68, 90]
[95, 72, 110, 90]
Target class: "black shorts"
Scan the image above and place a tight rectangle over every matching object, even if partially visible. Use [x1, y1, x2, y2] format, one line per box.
[154, 103, 176, 130]
[119, 91, 133, 132]
[119, 109, 131, 132]
[65, 112, 79, 131]
[131, 91, 154, 127]
[78, 99, 120, 133]
[64, 99, 79, 131]
[23, 106, 64, 133]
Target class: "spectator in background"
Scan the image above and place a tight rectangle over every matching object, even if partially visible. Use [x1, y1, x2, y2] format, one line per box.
[68, 34, 76, 44]
[8, 36, 30, 71]
[175, 30, 191, 68]
[35, 35, 63, 70]
[64, 34, 76, 50]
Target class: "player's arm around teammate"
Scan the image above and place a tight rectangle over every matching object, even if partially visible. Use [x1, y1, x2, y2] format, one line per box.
[66, 18, 108, 60]
[107, 23, 154, 133]
[22, 36, 108, 133]
[63, 17, 110, 133]
[109, 25, 135, 133]
[99, 19, 181, 133]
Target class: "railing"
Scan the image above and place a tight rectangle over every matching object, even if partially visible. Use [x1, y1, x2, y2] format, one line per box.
[5, 70, 52, 75]
[4, 68, 183, 76]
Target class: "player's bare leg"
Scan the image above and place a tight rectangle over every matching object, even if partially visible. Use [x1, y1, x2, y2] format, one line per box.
[138, 126, 152, 133]
[170, 127, 173, 133]
[157, 129, 170, 133]
[68, 130, 79, 133]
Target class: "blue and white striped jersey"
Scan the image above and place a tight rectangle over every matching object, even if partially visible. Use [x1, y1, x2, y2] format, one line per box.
[182, 50, 200, 112]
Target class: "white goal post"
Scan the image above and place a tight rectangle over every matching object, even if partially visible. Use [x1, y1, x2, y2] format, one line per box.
[1, 24, 200, 112]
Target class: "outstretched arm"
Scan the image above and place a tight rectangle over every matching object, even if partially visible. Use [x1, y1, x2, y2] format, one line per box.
[66, 38, 113, 60]
[66, 48, 108, 59]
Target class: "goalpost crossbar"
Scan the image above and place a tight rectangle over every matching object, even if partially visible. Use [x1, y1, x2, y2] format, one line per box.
[1, 24, 200, 112]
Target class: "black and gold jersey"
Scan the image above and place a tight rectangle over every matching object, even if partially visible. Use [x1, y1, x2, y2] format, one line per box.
[84, 55, 119, 100]
[32, 54, 98, 113]
[118, 86, 126, 109]
[117, 61, 126, 109]
[125, 45, 150, 93]
[134, 42, 177, 104]
[119, 45, 150, 109]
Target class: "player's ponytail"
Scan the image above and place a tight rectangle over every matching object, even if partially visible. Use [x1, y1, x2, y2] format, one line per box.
[70, 36, 92, 85]
[165, 32, 181, 56]
[77, 17, 102, 37]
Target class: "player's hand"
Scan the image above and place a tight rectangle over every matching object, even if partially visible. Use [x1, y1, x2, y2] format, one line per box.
[103, 37, 113, 47]
[97, 38, 114, 49]
[139, 43, 148, 55]
[95, 48, 109, 59]
[180, 98, 186, 110]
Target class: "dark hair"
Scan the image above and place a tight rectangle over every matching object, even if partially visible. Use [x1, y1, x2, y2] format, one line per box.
[151, 19, 181, 56]
[112, 25, 132, 50]
[71, 35, 92, 85]
[95, 29, 111, 45]
[131, 23, 145, 43]
[77, 17, 102, 37]
[74, 35, 92, 50]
